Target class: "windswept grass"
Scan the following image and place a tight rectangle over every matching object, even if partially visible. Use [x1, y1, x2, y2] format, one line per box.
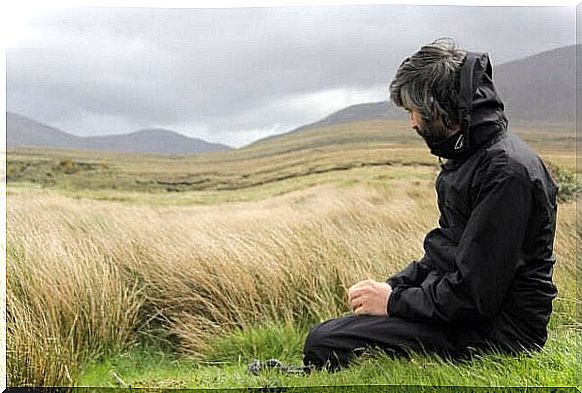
[6, 122, 578, 387]
[7, 178, 426, 385]
[7, 172, 578, 386]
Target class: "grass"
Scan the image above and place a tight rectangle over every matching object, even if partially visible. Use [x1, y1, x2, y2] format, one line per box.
[7, 177, 435, 385]
[6, 120, 579, 388]
[7, 164, 438, 206]
[77, 323, 578, 388]
[8, 180, 578, 387]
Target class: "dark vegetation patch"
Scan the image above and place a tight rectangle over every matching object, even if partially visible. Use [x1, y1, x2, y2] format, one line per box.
[546, 162, 581, 203]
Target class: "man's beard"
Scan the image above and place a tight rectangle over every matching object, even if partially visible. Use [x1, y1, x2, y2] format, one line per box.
[414, 119, 467, 160]
[414, 121, 451, 145]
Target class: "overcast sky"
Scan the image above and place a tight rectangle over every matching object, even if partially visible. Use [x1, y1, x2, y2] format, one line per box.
[6, 4, 575, 147]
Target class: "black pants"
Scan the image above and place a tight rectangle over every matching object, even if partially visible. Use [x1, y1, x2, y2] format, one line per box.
[303, 315, 485, 370]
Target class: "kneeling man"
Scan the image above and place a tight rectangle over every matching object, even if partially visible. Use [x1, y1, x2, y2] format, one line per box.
[303, 38, 558, 370]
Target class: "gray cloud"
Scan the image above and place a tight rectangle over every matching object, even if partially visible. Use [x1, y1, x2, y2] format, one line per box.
[6, 5, 575, 147]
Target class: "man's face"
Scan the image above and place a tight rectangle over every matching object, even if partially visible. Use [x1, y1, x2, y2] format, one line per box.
[408, 109, 432, 141]
[407, 108, 454, 144]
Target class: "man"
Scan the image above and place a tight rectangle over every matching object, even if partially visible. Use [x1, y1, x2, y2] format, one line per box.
[302, 38, 559, 371]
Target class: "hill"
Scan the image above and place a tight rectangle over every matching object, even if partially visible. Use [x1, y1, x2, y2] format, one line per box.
[256, 44, 576, 143]
[79, 128, 230, 155]
[493, 45, 575, 125]
[7, 112, 81, 148]
[6, 112, 231, 155]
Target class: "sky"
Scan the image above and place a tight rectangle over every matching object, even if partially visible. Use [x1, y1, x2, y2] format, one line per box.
[5, 3, 576, 147]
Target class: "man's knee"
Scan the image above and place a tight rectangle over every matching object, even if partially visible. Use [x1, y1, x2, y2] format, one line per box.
[302, 321, 327, 367]
[302, 317, 356, 370]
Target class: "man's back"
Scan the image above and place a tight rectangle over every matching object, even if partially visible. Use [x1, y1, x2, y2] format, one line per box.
[438, 129, 558, 350]
[471, 129, 558, 350]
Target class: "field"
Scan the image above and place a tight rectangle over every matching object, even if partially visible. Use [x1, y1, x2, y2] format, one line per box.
[6, 120, 580, 388]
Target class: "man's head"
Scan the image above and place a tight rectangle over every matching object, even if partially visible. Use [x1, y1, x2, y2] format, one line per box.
[389, 38, 467, 144]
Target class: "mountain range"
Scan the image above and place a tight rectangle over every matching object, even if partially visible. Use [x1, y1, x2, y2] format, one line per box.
[7, 44, 575, 155]
[6, 112, 231, 155]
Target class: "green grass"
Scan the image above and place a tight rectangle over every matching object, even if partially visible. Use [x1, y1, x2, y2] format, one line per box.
[78, 289, 581, 388]
[79, 292, 581, 388]
[77, 322, 579, 388]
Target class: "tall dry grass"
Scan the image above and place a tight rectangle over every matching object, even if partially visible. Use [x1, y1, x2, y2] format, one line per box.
[7, 195, 144, 385]
[6, 180, 577, 386]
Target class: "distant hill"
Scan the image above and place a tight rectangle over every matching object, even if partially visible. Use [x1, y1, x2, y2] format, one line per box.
[256, 44, 575, 144]
[6, 112, 232, 155]
[7, 112, 80, 148]
[493, 45, 575, 125]
[291, 101, 405, 133]
[78, 129, 231, 155]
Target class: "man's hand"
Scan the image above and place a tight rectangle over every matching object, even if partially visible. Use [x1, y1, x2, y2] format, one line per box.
[348, 279, 392, 316]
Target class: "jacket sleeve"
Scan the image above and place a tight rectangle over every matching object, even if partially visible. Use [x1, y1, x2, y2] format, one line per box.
[387, 167, 532, 323]
[386, 257, 432, 288]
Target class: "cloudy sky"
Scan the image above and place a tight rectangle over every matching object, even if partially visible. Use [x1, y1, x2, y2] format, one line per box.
[6, 4, 575, 147]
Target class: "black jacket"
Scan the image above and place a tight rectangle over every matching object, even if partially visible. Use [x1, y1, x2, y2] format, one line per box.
[386, 52, 559, 352]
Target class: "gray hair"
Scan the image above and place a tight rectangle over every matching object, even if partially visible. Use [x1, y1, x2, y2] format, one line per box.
[389, 38, 467, 138]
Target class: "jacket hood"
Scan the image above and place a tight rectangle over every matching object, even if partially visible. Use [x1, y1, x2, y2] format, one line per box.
[428, 51, 508, 160]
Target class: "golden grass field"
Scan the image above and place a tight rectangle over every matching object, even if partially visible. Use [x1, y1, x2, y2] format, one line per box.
[5, 120, 579, 386]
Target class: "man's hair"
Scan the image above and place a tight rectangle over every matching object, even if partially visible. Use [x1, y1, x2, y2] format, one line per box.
[389, 38, 467, 134]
